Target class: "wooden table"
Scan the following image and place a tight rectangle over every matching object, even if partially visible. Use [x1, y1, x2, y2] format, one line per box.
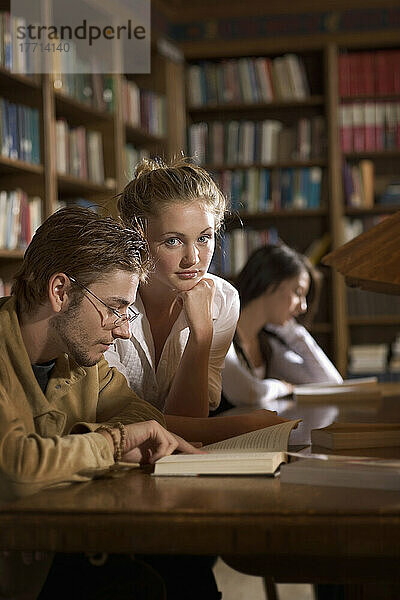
[1, 383, 400, 594]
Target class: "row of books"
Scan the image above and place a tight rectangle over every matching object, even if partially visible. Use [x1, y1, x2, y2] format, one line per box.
[187, 54, 311, 107]
[342, 160, 374, 208]
[389, 334, 400, 373]
[124, 144, 149, 181]
[339, 50, 400, 98]
[339, 102, 400, 153]
[0, 278, 12, 297]
[122, 79, 167, 137]
[0, 98, 40, 164]
[55, 197, 100, 213]
[211, 227, 279, 276]
[344, 161, 400, 209]
[213, 167, 322, 212]
[189, 116, 325, 166]
[52, 73, 115, 113]
[342, 215, 388, 244]
[0, 189, 41, 250]
[56, 119, 105, 183]
[348, 344, 389, 375]
[0, 12, 40, 76]
[347, 287, 400, 318]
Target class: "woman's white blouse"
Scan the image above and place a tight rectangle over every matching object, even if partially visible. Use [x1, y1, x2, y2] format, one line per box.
[105, 274, 239, 412]
[222, 318, 343, 409]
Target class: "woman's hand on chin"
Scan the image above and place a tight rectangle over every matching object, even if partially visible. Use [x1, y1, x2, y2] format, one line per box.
[178, 277, 215, 343]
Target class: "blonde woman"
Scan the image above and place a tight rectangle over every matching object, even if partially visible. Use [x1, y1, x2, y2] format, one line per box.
[105, 158, 289, 444]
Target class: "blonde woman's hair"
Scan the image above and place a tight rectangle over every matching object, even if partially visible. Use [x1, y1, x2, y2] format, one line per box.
[118, 156, 226, 231]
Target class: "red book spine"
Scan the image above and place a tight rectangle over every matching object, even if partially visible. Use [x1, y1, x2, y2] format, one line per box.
[338, 54, 350, 97]
[375, 51, 385, 95]
[396, 103, 400, 149]
[394, 51, 400, 95]
[362, 52, 375, 96]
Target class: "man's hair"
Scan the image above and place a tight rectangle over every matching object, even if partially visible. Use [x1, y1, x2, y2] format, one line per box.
[12, 206, 150, 313]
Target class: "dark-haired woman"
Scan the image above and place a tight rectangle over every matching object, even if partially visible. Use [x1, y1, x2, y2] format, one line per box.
[222, 244, 342, 409]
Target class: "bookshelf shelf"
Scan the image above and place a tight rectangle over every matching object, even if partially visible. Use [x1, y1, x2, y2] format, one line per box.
[204, 159, 327, 171]
[348, 316, 400, 326]
[344, 151, 400, 160]
[0, 157, 44, 175]
[232, 208, 327, 220]
[345, 205, 400, 216]
[341, 95, 400, 103]
[57, 174, 116, 196]
[54, 92, 114, 125]
[0, 67, 41, 90]
[125, 124, 167, 148]
[187, 96, 325, 114]
[0, 249, 25, 259]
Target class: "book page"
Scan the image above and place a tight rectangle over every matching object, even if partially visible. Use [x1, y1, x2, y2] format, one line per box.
[294, 377, 377, 390]
[294, 384, 376, 396]
[293, 384, 382, 403]
[203, 419, 301, 452]
[322, 422, 400, 432]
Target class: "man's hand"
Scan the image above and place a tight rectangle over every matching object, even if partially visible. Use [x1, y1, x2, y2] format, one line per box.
[122, 420, 202, 464]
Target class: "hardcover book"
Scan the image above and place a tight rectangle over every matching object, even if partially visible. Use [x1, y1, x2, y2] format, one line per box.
[311, 422, 400, 450]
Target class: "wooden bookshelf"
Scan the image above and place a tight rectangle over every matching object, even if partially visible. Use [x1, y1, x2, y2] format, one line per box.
[182, 37, 400, 374]
[0, 36, 185, 288]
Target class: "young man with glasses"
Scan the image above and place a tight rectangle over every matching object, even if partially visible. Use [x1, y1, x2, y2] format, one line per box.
[0, 206, 201, 600]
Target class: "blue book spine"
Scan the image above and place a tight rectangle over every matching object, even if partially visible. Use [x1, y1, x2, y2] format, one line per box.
[1, 98, 10, 156]
[31, 108, 40, 164]
[7, 102, 18, 160]
[17, 105, 25, 162]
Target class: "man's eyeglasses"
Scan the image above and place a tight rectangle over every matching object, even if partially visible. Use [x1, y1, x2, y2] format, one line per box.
[67, 275, 139, 327]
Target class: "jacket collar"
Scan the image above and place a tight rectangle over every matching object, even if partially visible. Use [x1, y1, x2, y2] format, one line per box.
[0, 297, 86, 416]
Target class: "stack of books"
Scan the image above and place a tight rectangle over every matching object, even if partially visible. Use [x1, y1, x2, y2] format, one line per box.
[348, 344, 388, 375]
[0, 189, 41, 250]
[56, 119, 105, 184]
[122, 79, 167, 137]
[0, 98, 41, 165]
[212, 167, 322, 212]
[187, 53, 311, 107]
[342, 160, 374, 208]
[339, 50, 400, 97]
[339, 101, 400, 153]
[189, 116, 325, 166]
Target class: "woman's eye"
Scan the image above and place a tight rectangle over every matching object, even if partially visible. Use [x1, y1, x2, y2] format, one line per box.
[198, 234, 212, 244]
[165, 237, 181, 247]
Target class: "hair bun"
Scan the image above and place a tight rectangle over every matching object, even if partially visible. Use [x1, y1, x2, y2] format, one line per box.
[134, 157, 166, 178]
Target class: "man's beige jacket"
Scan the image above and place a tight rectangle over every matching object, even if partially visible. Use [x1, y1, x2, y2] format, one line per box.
[0, 296, 165, 599]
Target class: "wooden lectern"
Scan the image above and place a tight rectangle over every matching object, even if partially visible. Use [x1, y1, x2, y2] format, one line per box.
[322, 210, 400, 295]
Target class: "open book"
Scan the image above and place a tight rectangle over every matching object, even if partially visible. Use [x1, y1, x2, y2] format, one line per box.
[293, 377, 382, 403]
[153, 419, 301, 476]
[311, 422, 400, 450]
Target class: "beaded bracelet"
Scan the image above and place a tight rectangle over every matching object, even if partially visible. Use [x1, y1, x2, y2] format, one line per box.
[114, 422, 127, 461]
[97, 422, 127, 463]
[96, 424, 120, 462]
